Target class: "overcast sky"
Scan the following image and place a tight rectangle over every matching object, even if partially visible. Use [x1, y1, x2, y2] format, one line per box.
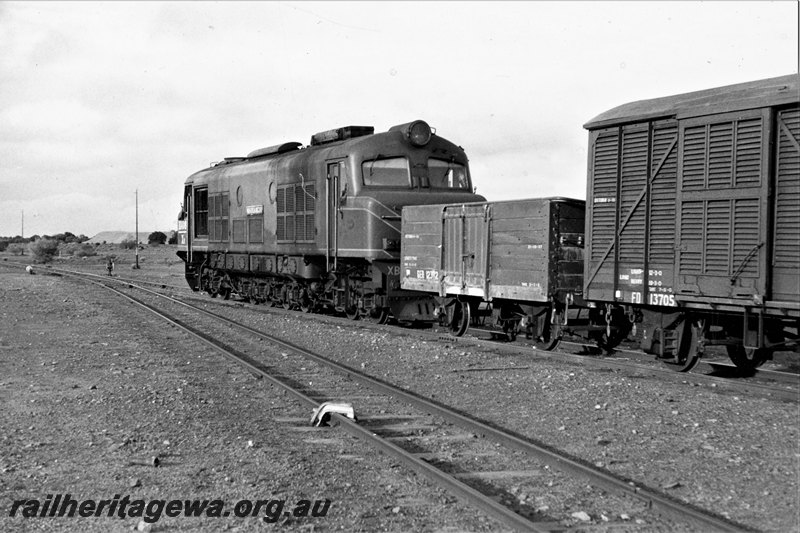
[1, 1, 797, 238]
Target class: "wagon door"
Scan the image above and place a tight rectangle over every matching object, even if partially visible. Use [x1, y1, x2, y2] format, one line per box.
[771, 105, 800, 303]
[441, 204, 489, 297]
[676, 109, 771, 302]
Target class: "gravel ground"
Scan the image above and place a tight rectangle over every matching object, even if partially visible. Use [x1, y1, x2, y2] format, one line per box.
[0, 269, 508, 532]
[212, 298, 800, 532]
[3, 248, 799, 532]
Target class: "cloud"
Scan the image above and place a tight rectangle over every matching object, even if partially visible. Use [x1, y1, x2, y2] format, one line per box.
[0, 1, 796, 237]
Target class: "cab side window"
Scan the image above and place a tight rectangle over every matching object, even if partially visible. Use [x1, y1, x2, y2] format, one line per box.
[194, 188, 208, 238]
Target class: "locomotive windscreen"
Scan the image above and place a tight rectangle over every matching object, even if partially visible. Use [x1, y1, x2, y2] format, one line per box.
[428, 159, 469, 189]
[362, 157, 411, 187]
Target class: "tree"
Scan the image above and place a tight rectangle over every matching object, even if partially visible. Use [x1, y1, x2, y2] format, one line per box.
[167, 231, 178, 245]
[148, 231, 167, 245]
[7, 243, 25, 255]
[28, 238, 59, 263]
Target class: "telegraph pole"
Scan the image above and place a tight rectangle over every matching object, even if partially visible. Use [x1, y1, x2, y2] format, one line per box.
[134, 190, 140, 269]
[21, 210, 23, 238]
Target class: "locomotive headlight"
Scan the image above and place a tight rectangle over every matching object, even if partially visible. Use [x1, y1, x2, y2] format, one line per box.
[407, 120, 432, 147]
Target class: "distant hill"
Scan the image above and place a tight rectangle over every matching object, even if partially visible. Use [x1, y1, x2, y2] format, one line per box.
[87, 231, 165, 244]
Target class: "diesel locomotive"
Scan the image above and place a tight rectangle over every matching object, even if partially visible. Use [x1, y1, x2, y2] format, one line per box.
[176, 120, 484, 323]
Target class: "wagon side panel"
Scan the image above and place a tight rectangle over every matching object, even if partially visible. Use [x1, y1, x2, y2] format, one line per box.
[585, 128, 620, 302]
[487, 199, 552, 302]
[400, 204, 445, 293]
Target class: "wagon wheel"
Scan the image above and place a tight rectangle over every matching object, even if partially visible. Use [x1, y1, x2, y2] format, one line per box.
[366, 306, 390, 325]
[220, 287, 231, 301]
[661, 317, 703, 372]
[344, 306, 360, 320]
[726, 345, 771, 371]
[531, 307, 563, 351]
[449, 299, 471, 337]
[503, 322, 518, 342]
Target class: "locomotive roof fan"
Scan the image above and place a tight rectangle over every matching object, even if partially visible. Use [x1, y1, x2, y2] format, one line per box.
[389, 120, 432, 147]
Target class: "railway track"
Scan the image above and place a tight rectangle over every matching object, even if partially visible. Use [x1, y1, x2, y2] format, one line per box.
[31, 265, 759, 531]
[3, 260, 797, 404]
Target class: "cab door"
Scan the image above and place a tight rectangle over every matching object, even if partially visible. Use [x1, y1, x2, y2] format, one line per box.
[326, 161, 343, 271]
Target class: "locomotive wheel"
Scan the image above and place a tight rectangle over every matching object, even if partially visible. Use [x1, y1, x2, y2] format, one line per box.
[449, 300, 471, 337]
[662, 317, 703, 372]
[220, 287, 231, 300]
[726, 345, 770, 371]
[299, 294, 315, 313]
[532, 308, 563, 351]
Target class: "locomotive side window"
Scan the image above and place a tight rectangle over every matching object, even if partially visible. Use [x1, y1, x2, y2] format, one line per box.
[193, 188, 208, 238]
[428, 159, 469, 189]
[361, 157, 411, 187]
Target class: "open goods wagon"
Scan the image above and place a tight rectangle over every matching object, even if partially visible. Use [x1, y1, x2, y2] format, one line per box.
[583, 74, 799, 370]
[401, 197, 585, 347]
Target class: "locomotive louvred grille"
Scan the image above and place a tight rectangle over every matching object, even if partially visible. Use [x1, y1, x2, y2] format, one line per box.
[618, 127, 648, 263]
[590, 130, 618, 262]
[277, 183, 315, 243]
[276, 188, 286, 241]
[304, 184, 316, 241]
[648, 125, 678, 263]
[294, 185, 305, 240]
[248, 217, 263, 243]
[233, 219, 246, 243]
[208, 192, 229, 242]
[774, 107, 800, 269]
[276, 217, 285, 241]
[284, 187, 295, 242]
